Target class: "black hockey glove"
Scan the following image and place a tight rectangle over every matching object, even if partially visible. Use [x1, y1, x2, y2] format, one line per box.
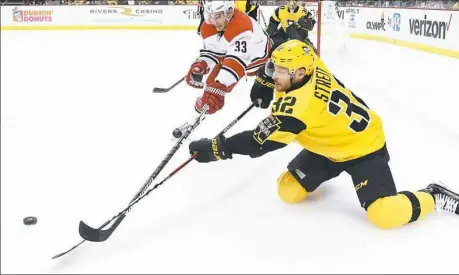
[286, 22, 307, 41]
[298, 16, 316, 31]
[250, 65, 275, 109]
[189, 134, 232, 163]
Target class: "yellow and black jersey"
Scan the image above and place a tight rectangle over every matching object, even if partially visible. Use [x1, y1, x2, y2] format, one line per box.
[269, 5, 309, 32]
[235, 0, 257, 14]
[235, 0, 259, 20]
[226, 58, 386, 162]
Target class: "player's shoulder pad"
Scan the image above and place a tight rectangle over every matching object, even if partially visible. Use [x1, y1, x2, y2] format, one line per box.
[224, 9, 253, 42]
[272, 7, 281, 20]
[200, 22, 218, 39]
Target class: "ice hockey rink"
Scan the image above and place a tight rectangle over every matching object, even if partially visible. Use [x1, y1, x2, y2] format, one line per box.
[1, 28, 459, 274]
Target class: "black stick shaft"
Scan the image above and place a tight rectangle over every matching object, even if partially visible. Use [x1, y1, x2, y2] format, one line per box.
[52, 99, 260, 259]
[52, 105, 209, 258]
[129, 104, 209, 205]
[87, 99, 261, 227]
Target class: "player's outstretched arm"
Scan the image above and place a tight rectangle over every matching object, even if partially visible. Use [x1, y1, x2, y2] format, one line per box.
[189, 115, 306, 163]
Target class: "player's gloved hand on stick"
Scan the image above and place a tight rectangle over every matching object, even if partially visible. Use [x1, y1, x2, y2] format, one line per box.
[189, 134, 232, 163]
[250, 67, 275, 109]
[186, 59, 210, 89]
[195, 81, 234, 114]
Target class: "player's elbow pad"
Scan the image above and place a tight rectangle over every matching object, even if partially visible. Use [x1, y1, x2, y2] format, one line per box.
[226, 131, 284, 158]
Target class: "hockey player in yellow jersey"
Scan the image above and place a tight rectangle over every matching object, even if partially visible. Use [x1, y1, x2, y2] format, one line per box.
[234, 0, 259, 21]
[266, 0, 317, 50]
[189, 40, 459, 229]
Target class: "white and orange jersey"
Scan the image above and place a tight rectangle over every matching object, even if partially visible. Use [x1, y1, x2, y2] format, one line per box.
[198, 9, 272, 87]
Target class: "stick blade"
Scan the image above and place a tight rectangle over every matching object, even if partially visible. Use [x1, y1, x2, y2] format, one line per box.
[79, 215, 126, 242]
[152, 87, 170, 93]
[152, 76, 185, 93]
[79, 221, 111, 242]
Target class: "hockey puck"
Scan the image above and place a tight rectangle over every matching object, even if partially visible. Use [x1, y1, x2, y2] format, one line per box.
[172, 128, 182, 139]
[23, 216, 37, 226]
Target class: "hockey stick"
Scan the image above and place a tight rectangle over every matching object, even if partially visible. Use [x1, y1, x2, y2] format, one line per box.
[53, 99, 260, 259]
[152, 76, 185, 93]
[259, 8, 267, 29]
[80, 99, 261, 242]
[52, 105, 209, 259]
[78, 99, 260, 242]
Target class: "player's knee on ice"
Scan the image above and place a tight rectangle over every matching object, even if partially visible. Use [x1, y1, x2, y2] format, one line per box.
[366, 191, 435, 229]
[277, 171, 309, 204]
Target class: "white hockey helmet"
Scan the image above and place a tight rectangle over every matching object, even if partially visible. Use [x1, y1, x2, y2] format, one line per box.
[203, 0, 235, 23]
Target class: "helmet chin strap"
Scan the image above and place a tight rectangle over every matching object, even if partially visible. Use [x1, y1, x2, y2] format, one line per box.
[286, 73, 294, 89]
[289, 70, 295, 86]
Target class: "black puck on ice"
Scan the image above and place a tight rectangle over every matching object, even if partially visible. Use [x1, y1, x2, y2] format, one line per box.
[172, 128, 182, 139]
[23, 216, 37, 226]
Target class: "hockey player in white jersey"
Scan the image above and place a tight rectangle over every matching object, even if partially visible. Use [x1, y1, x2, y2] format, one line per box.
[185, 0, 272, 115]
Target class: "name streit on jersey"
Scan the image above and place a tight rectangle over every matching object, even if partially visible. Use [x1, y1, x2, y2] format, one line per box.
[313, 67, 332, 102]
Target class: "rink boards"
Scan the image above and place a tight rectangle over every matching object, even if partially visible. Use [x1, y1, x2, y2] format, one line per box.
[1, 5, 458, 58]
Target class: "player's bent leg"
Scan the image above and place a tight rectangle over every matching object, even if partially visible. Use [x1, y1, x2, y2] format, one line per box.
[277, 171, 309, 204]
[366, 191, 435, 229]
[368, 182, 459, 229]
[346, 145, 436, 229]
[277, 149, 344, 204]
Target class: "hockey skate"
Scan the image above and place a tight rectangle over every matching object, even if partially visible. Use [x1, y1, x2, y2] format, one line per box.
[421, 182, 459, 215]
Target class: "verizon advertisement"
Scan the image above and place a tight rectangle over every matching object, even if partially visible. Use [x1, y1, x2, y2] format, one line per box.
[355, 7, 457, 52]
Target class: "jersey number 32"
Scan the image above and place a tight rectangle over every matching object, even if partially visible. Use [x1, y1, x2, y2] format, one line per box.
[272, 96, 297, 114]
[328, 90, 370, 133]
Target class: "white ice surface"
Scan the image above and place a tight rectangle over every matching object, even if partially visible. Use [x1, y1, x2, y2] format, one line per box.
[1, 30, 458, 274]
